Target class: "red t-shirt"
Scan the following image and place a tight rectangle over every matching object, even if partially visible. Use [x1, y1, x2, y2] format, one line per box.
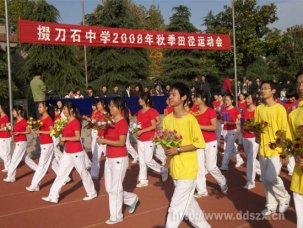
[137, 108, 159, 141]
[63, 118, 83, 153]
[0, 115, 11, 138]
[105, 118, 128, 158]
[197, 107, 217, 143]
[242, 108, 255, 138]
[39, 116, 53, 144]
[284, 102, 296, 113]
[55, 113, 61, 120]
[191, 105, 199, 112]
[212, 101, 220, 108]
[91, 111, 103, 121]
[222, 107, 239, 130]
[13, 118, 27, 142]
[237, 102, 247, 112]
[97, 114, 105, 137]
[164, 106, 173, 115]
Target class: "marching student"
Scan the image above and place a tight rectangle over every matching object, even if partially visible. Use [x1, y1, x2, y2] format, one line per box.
[3, 105, 37, 182]
[126, 110, 139, 164]
[220, 94, 244, 170]
[241, 94, 261, 189]
[194, 92, 228, 198]
[97, 97, 139, 225]
[255, 80, 291, 216]
[163, 82, 210, 228]
[213, 94, 224, 147]
[289, 70, 303, 228]
[42, 102, 96, 203]
[136, 92, 168, 188]
[26, 102, 55, 192]
[0, 104, 11, 172]
[90, 100, 106, 179]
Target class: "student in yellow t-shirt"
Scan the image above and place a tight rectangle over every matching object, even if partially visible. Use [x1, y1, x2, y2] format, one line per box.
[163, 82, 210, 228]
[254, 80, 291, 216]
[289, 70, 303, 228]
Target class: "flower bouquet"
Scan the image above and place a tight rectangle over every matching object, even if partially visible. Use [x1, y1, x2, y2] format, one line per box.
[130, 122, 141, 138]
[269, 126, 303, 159]
[153, 129, 183, 150]
[2, 123, 12, 131]
[84, 113, 114, 131]
[50, 118, 68, 138]
[27, 117, 43, 130]
[243, 119, 269, 135]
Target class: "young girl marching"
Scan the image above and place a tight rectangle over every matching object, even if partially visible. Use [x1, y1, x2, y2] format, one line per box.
[97, 97, 139, 225]
[42, 102, 96, 203]
[3, 106, 37, 182]
[194, 92, 228, 198]
[163, 83, 210, 227]
[213, 94, 224, 147]
[241, 94, 261, 189]
[90, 100, 106, 179]
[220, 94, 244, 170]
[26, 102, 55, 191]
[0, 104, 11, 172]
[136, 92, 168, 188]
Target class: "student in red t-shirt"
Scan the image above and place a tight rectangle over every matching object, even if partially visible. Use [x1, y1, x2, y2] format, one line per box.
[135, 92, 168, 188]
[0, 104, 11, 172]
[90, 100, 106, 179]
[97, 97, 139, 225]
[3, 106, 37, 182]
[237, 93, 247, 112]
[220, 94, 244, 170]
[26, 102, 55, 192]
[163, 97, 173, 116]
[242, 94, 261, 190]
[42, 102, 96, 203]
[194, 92, 228, 198]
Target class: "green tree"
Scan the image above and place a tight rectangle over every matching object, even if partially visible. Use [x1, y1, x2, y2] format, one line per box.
[203, 0, 278, 78]
[17, 0, 84, 98]
[161, 5, 202, 82]
[86, 0, 150, 90]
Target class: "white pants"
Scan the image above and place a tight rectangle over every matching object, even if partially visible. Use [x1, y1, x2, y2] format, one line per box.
[104, 156, 137, 221]
[29, 143, 54, 188]
[126, 131, 138, 160]
[165, 180, 211, 228]
[7, 141, 37, 180]
[137, 140, 162, 184]
[196, 141, 226, 194]
[243, 138, 260, 185]
[0, 137, 11, 170]
[221, 129, 243, 168]
[91, 129, 98, 154]
[287, 156, 295, 174]
[259, 156, 289, 210]
[154, 144, 167, 163]
[293, 192, 303, 228]
[215, 121, 222, 146]
[48, 151, 96, 201]
[90, 143, 106, 178]
[52, 136, 62, 161]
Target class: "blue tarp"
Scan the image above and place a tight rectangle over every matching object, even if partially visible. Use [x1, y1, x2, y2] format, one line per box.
[47, 96, 168, 116]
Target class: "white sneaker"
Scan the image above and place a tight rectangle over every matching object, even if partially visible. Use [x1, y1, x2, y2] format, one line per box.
[128, 196, 139, 214]
[278, 194, 291, 213]
[41, 197, 58, 204]
[220, 184, 228, 194]
[243, 183, 255, 190]
[131, 158, 138, 164]
[105, 218, 123, 225]
[235, 160, 244, 168]
[26, 186, 39, 192]
[194, 192, 209, 198]
[83, 193, 97, 201]
[161, 168, 169, 182]
[1, 169, 8, 173]
[261, 207, 276, 216]
[136, 182, 148, 188]
[3, 177, 15, 183]
[63, 177, 72, 185]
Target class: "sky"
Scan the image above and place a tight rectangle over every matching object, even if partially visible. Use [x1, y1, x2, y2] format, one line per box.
[46, 0, 303, 31]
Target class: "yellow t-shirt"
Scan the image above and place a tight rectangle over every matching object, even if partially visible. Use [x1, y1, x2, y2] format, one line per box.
[163, 113, 205, 180]
[289, 102, 303, 194]
[254, 103, 291, 157]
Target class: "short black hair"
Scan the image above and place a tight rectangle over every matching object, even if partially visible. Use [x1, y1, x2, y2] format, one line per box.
[295, 69, 303, 81]
[171, 82, 191, 105]
[260, 80, 277, 91]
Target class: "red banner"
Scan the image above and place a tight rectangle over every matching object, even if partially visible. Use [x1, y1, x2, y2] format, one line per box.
[18, 20, 231, 50]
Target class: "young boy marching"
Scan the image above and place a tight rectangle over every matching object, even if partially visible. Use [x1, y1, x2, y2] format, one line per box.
[289, 70, 303, 228]
[163, 82, 210, 228]
[254, 80, 291, 216]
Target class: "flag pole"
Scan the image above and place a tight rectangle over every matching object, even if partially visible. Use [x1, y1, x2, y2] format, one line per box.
[232, 0, 238, 106]
[82, 0, 88, 88]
